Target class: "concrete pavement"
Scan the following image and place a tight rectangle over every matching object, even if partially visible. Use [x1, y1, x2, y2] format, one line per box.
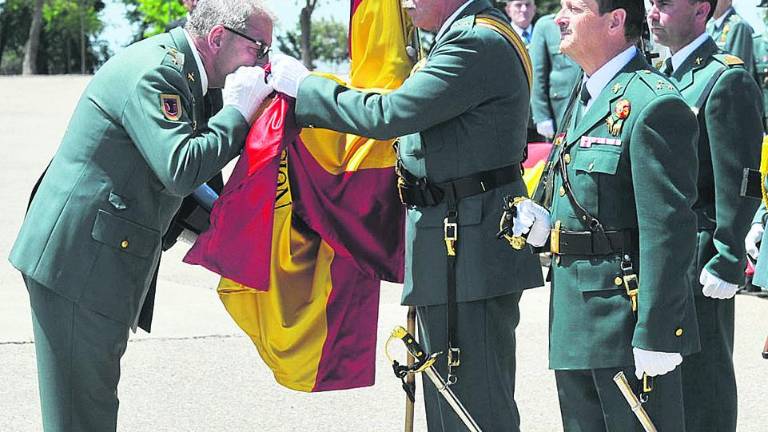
[1, 76, 766, 431]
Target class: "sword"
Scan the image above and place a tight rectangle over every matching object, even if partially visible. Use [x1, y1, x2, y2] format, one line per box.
[386, 326, 483, 432]
[613, 371, 658, 432]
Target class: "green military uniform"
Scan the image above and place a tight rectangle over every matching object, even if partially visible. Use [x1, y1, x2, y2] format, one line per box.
[753, 31, 768, 128]
[664, 37, 763, 432]
[8, 27, 249, 431]
[294, 1, 543, 429]
[707, 7, 754, 76]
[529, 14, 581, 131]
[543, 49, 701, 431]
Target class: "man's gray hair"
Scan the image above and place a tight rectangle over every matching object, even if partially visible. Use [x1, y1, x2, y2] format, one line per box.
[186, 0, 274, 37]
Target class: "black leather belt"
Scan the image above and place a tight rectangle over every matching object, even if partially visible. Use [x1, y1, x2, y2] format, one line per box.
[551, 228, 637, 256]
[398, 163, 522, 207]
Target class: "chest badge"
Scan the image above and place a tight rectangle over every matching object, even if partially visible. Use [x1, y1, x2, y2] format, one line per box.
[605, 99, 631, 137]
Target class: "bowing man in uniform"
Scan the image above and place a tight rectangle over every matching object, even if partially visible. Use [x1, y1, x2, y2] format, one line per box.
[8, 0, 274, 430]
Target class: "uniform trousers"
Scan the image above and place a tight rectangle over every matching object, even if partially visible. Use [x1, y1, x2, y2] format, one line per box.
[555, 366, 685, 432]
[417, 292, 522, 432]
[25, 276, 130, 432]
[681, 295, 736, 432]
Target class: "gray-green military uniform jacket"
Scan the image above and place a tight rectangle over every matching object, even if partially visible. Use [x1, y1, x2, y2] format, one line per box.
[294, 1, 542, 430]
[545, 50, 700, 431]
[707, 7, 754, 75]
[529, 14, 581, 130]
[666, 37, 763, 432]
[10, 27, 248, 329]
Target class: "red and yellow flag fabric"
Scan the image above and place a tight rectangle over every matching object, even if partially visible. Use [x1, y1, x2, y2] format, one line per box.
[184, 0, 412, 392]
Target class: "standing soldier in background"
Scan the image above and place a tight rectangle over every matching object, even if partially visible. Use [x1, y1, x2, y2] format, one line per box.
[504, 0, 542, 143]
[529, 13, 580, 140]
[707, 0, 754, 75]
[649, 0, 763, 431]
[7, 1, 274, 430]
[270, 0, 545, 430]
[508, 0, 701, 429]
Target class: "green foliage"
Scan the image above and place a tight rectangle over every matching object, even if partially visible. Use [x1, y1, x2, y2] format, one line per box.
[122, 0, 185, 38]
[0, 0, 107, 74]
[276, 17, 348, 69]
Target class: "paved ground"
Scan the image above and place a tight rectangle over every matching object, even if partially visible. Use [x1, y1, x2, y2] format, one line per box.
[0, 76, 766, 431]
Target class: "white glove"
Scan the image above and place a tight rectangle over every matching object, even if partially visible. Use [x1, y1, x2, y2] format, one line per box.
[699, 268, 739, 299]
[269, 54, 310, 98]
[632, 348, 683, 380]
[222, 66, 273, 122]
[512, 199, 551, 247]
[745, 223, 764, 261]
[536, 119, 555, 139]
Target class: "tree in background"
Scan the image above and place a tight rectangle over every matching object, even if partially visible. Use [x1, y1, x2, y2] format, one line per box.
[121, 0, 185, 40]
[277, 17, 348, 70]
[22, 0, 44, 74]
[1, 0, 106, 74]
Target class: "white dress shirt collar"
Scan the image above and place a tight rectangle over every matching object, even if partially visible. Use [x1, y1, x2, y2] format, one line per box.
[183, 29, 208, 95]
[435, 0, 475, 41]
[670, 32, 710, 72]
[582, 46, 637, 111]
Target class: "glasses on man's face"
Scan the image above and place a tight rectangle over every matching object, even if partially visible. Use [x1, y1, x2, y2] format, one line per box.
[222, 26, 271, 59]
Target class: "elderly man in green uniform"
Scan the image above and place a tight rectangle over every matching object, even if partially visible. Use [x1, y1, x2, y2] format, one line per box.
[649, 0, 763, 430]
[8, 1, 274, 430]
[508, 0, 701, 429]
[707, 0, 754, 75]
[270, 1, 544, 430]
[529, 13, 581, 140]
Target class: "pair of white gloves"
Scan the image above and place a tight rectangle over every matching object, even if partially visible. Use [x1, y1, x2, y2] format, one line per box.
[221, 56, 311, 122]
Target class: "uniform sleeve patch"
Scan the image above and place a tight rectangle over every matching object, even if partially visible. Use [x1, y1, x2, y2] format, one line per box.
[160, 94, 182, 121]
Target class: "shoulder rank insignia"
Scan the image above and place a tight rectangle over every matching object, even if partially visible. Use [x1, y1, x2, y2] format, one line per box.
[605, 99, 631, 136]
[160, 94, 182, 121]
[723, 54, 744, 66]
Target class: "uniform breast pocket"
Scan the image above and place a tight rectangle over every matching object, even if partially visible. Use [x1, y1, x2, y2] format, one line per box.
[91, 209, 160, 259]
[569, 146, 623, 219]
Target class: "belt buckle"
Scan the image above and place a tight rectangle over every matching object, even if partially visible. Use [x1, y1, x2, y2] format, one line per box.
[550, 220, 561, 254]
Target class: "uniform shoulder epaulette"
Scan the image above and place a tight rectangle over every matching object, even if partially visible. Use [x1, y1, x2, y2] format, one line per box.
[712, 53, 744, 67]
[161, 46, 185, 70]
[635, 69, 678, 94]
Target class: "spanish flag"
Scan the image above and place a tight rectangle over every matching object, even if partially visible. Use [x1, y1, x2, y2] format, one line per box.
[184, 0, 412, 392]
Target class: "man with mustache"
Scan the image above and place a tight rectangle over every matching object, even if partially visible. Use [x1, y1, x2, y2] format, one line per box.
[648, 0, 762, 430]
[270, 0, 544, 430]
[510, 0, 701, 429]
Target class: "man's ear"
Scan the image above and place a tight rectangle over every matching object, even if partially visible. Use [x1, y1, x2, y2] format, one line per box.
[207, 25, 226, 53]
[696, 2, 711, 23]
[608, 8, 628, 37]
